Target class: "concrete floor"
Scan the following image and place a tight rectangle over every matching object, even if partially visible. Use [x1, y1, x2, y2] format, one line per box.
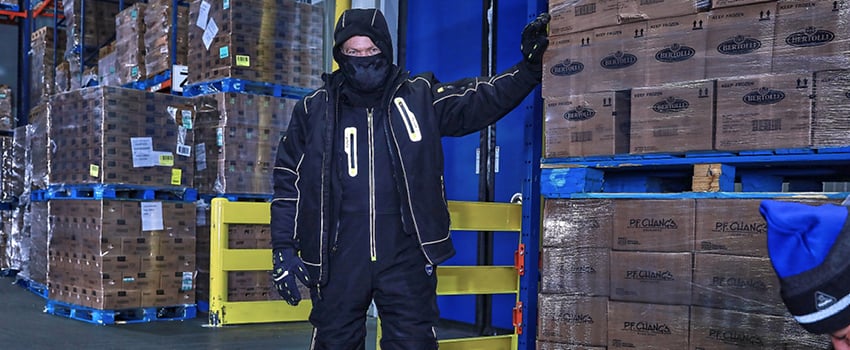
[0, 276, 378, 349]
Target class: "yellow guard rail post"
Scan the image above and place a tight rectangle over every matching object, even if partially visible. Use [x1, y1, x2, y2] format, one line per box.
[209, 199, 523, 350]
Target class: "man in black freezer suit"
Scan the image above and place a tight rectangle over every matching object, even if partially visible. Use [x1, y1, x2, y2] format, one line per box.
[269, 7, 550, 350]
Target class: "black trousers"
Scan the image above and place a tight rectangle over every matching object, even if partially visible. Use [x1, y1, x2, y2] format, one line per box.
[308, 212, 439, 350]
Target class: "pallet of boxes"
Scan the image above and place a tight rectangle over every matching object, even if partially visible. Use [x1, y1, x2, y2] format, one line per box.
[539, 0, 849, 348]
[183, 0, 322, 315]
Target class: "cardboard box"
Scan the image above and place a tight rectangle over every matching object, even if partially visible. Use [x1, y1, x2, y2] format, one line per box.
[0, 85, 12, 132]
[537, 342, 606, 350]
[690, 306, 787, 349]
[692, 253, 786, 315]
[589, 22, 649, 92]
[712, 0, 775, 9]
[115, 3, 147, 86]
[705, 3, 777, 79]
[144, 0, 189, 77]
[629, 80, 715, 154]
[187, 0, 324, 88]
[194, 93, 294, 195]
[543, 199, 613, 248]
[618, 0, 699, 23]
[774, 0, 850, 73]
[543, 33, 594, 98]
[613, 199, 695, 252]
[644, 14, 708, 86]
[715, 73, 813, 151]
[813, 69, 850, 147]
[538, 294, 608, 346]
[49, 87, 195, 186]
[610, 251, 692, 305]
[544, 91, 631, 158]
[783, 317, 833, 349]
[607, 301, 690, 349]
[541, 247, 610, 296]
[695, 199, 768, 257]
[549, 0, 621, 36]
[30, 27, 66, 106]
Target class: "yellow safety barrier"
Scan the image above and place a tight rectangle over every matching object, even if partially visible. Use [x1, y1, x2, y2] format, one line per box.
[208, 198, 523, 350]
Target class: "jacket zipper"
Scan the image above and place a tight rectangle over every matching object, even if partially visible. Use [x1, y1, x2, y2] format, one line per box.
[367, 108, 377, 262]
[384, 86, 434, 265]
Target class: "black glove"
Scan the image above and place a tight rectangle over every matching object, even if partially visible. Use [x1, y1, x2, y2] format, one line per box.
[521, 12, 551, 65]
[272, 248, 312, 305]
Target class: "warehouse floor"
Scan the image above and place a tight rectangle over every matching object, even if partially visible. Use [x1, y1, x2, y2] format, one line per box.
[0, 276, 378, 349]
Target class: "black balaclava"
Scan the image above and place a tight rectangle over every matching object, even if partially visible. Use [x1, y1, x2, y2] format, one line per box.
[333, 9, 394, 95]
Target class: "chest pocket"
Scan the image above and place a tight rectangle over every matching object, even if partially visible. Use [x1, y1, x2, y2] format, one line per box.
[393, 97, 422, 142]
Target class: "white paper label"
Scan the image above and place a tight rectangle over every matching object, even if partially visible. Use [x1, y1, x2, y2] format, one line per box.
[141, 202, 164, 231]
[196, 0, 211, 29]
[177, 144, 192, 157]
[172, 64, 189, 93]
[196, 143, 207, 171]
[181, 272, 194, 291]
[202, 19, 219, 50]
[131, 137, 155, 167]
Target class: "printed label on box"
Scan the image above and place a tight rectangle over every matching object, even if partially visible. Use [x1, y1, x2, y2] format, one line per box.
[131, 137, 156, 167]
[141, 202, 164, 231]
[89, 164, 99, 177]
[177, 144, 191, 157]
[158, 153, 174, 166]
[236, 55, 250, 67]
[171, 169, 182, 185]
[181, 110, 193, 129]
[196, 0, 211, 29]
[223, 0, 230, 10]
[182, 272, 194, 291]
[202, 19, 218, 50]
[219, 46, 229, 59]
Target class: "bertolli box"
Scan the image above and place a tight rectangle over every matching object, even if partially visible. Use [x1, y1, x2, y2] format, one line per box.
[715, 73, 813, 151]
[618, 0, 699, 23]
[813, 69, 850, 147]
[692, 253, 786, 315]
[543, 33, 594, 99]
[538, 342, 607, 350]
[630, 80, 715, 154]
[695, 199, 768, 257]
[543, 199, 613, 248]
[705, 3, 776, 79]
[644, 14, 708, 86]
[538, 294, 608, 346]
[690, 306, 787, 350]
[549, 0, 621, 36]
[610, 251, 693, 305]
[541, 247, 610, 296]
[613, 199, 695, 252]
[608, 301, 690, 349]
[589, 21, 649, 92]
[544, 91, 631, 158]
[774, 0, 850, 73]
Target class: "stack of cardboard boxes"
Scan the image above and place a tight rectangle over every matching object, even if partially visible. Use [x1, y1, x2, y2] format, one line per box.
[114, 3, 148, 86]
[543, 0, 850, 157]
[143, 0, 189, 79]
[29, 27, 66, 107]
[540, 198, 833, 348]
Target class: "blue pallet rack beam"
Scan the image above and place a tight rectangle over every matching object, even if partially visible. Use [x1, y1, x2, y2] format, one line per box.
[181, 78, 312, 99]
[40, 184, 198, 202]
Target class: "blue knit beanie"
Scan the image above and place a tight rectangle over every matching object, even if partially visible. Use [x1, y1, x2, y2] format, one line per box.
[760, 199, 850, 334]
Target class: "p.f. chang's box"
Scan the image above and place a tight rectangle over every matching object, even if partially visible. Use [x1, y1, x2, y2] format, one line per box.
[629, 80, 715, 154]
[541, 247, 610, 296]
[705, 2, 777, 79]
[690, 306, 787, 350]
[612, 199, 695, 252]
[694, 199, 768, 257]
[607, 301, 690, 349]
[538, 294, 608, 347]
[715, 73, 812, 151]
[543, 199, 613, 248]
[773, 0, 850, 74]
[544, 91, 630, 158]
[609, 251, 693, 305]
[692, 253, 786, 316]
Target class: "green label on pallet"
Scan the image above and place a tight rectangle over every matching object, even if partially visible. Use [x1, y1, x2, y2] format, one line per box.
[220, 46, 229, 59]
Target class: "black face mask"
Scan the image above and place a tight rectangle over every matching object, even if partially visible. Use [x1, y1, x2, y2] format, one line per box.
[340, 55, 390, 93]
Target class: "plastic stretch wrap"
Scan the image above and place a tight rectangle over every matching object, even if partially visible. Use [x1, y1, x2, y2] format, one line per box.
[47, 200, 196, 309]
[0, 85, 12, 132]
[29, 27, 65, 107]
[187, 0, 324, 88]
[115, 3, 147, 86]
[48, 87, 195, 187]
[543, 0, 850, 156]
[0, 136, 12, 202]
[62, 0, 127, 69]
[18, 202, 48, 285]
[97, 43, 119, 87]
[28, 104, 50, 190]
[193, 93, 294, 195]
[54, 61, 71, 94]
[144, 0, 189, 78]
[539, 198, 836, 349]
